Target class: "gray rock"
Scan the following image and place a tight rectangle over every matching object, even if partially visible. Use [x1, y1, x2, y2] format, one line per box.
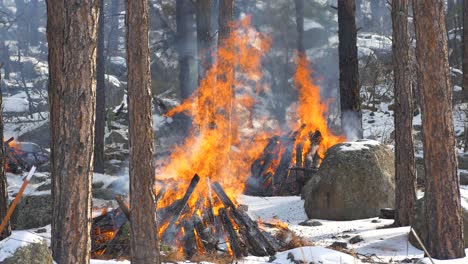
[105, 131, 127, 145]
[105, 74, 125, 107]
[36, 162, 50, 173]
[303, 140, 395, 220]
[298, 219, 323, 227]
[10, 194, 52, 229]
[36, 182, 51, 191]
[2, 241, 53, 264]
[349, 235, 364, 244]
[93, 188, 116, 200]
[330, 241, 348, 249]
[458, 153, 468, 170]
[460, 171, 468, 185]
[92, 181, 105, 189]
[409, 197, 468, 249]
[17, 121, 50, 148]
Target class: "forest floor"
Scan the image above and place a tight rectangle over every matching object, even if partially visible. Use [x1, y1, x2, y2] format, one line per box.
[1, 193, 468, 263]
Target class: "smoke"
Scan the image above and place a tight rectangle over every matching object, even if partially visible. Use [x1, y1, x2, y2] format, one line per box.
[341, 110, 363, 141]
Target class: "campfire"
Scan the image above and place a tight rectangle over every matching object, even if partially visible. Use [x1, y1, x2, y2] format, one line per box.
[91, 17, 344, 260]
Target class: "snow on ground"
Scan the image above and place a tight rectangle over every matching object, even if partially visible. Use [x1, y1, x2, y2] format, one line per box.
[0, 226, 51, 262]
[241, 195, 423, 263]
[3, 98, 29, 113]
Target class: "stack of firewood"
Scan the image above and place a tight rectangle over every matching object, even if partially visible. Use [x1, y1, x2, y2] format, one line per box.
[246, 126, 323, 196]
[91, 175, 277, 259]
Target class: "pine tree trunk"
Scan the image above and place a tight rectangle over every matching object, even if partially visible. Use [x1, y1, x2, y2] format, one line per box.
[106, 0, 120, 60]
[94, 0, 105, 174]
[295, 0, 304, 55]
[391, 0, 416, 227]
[126, 0, 160, 262]
[195, 0, 212, 83]
[338, 0, 363, 139]
[177, 0, 196, 99]
[463, 0, 468, 97]
[218, 0, 235, 144]
[0, 67, 11, 240]
[46, 0, 99, 262]
[413, 0, 465, 259]
[463, 0, 468, 152]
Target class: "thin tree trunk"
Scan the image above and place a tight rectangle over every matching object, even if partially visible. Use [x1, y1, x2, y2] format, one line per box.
[46, 0, 99, 262]
[463, 0, 468, 152]
[218, 0, 235, 145]
[126, 0, 160, 262]
[177, 0, 196, 99]
[106, 0, 120, 61]
[295, 0, 304, 55]
[413, 0, 465, 259]
[94, 0, 105, 174]
[195, 0, 212, 84]
[391, 0, 416, 227]
[338, 0, 363, 139]
[463, 0, 468, 96]
[0, 66, 11, 240]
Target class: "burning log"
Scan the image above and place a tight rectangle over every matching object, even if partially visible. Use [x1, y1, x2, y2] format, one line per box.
[250, 136, 280, 179]
[115, 195, 130, 220]
[296, 143, 303, 167]
[193, 215, 218, 252]
[304, 130, 322, 169]
[212, 181, 276, 256]
[161, 174, 200, 241]
[219, 208, 244, 258]
[183, 218, 197, 259]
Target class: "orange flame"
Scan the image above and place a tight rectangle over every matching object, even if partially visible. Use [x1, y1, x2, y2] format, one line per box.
[291, 55, 345, 158]
[158, 16, 273, 212]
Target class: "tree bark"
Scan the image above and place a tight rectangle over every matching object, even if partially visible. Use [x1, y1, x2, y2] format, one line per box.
[412, 0, 465, 259]
[338, 0, 363, 139]
[463, 0, 468, 97]
[218, 0, 234, 42]
[106, 0, 121, 61]
[195, 0, 212, 84]
[177, 0, 196, 99]
[463, 0, 468, 152]
[125, 0, 160, 262]
[46, 0, 99, 262]
[218, 0, 235, 144]
[0, 67, 11, 240]
[94, 0, 105, 174]
[391, 0, 416, 227]
[295, 0, 304, 55]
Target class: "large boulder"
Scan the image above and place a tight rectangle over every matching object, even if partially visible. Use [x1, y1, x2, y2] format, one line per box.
[409, 197, 468, 249]
[10, 194, 52, 229]
[303, 140, 395, 220]
[2, 241, 53, 264]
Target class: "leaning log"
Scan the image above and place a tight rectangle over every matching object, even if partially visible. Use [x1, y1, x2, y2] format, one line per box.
[219, 208, 244, 258]
[212, 182, 276, 256]
[183, 219, 197, 259]
[115, 195, 130, 220]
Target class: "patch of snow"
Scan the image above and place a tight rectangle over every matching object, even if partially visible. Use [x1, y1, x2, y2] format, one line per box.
[454, 85, 462, 92]
[338, 139, 380, 152]
[105, 74, 121, 87]
[248, 246, 356, 264]
[304, 18, 324, 30]
[0, 229, 49, 262]
[109, 56, 126, 67]
[417, 249, 468, 263]
[3, 98, 29, 113]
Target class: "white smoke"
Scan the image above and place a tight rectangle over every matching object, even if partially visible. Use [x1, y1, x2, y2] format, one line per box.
[341, 110, 363, 141]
